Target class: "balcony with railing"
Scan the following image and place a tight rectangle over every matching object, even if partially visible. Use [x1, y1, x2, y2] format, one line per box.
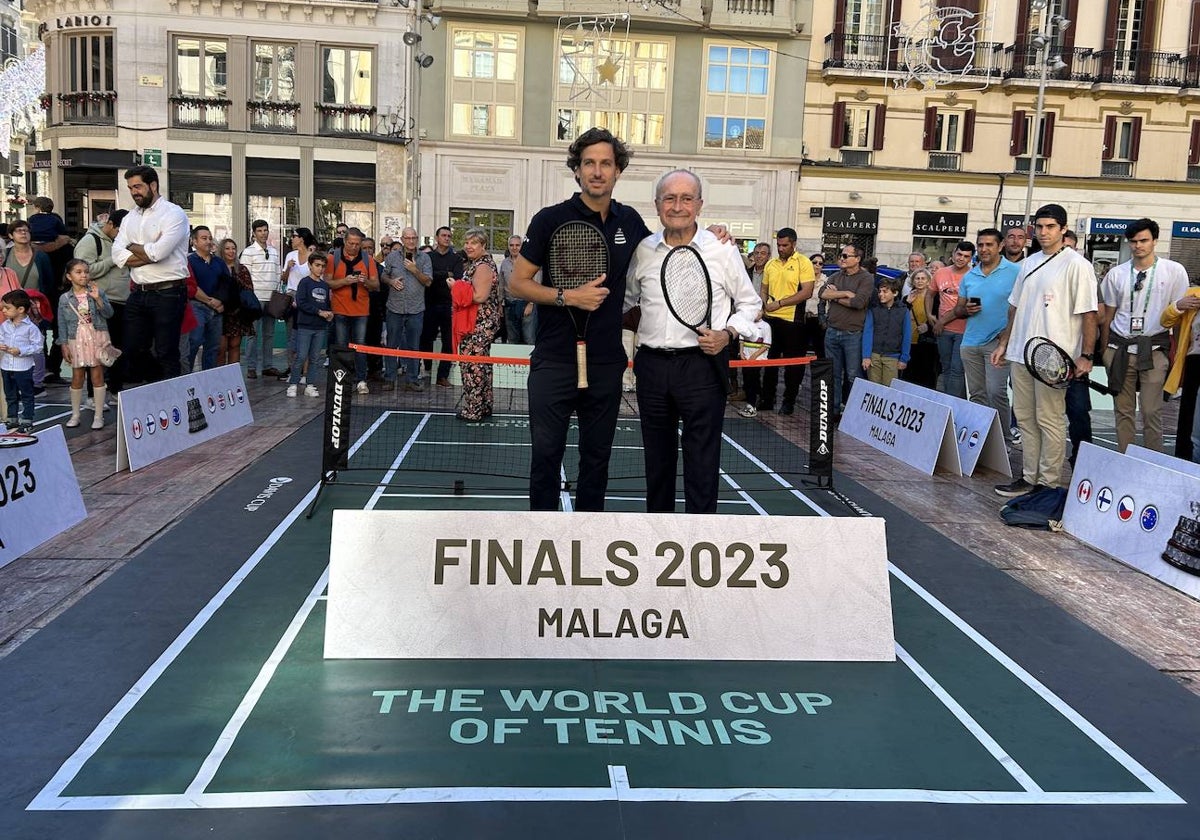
[1003, 43, 1094, 82]
[1100, 160, 1134, 178]
[57, 91, 116, 125]
[170, 96, 231, 130]
[1091, 50, 1185, 86]
[928, 152, 960, 172]
[318, 103, 376, 136]
[249, 100, 299, 133]
[823, 34, 1005, 80]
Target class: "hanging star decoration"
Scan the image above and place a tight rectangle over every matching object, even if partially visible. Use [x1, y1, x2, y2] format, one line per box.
[0, 46, 46, 160]
[558, 14, 629, 105]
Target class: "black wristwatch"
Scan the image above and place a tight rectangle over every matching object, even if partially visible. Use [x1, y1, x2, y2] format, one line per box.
[1080, 352, 1094, 361]
[555, 288, 565, 307]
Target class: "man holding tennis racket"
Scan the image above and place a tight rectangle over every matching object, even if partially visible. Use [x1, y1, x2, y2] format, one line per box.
[624, 170, 761, 514]
[508, 128, 652, 511]
[990, 204, 1098, 496]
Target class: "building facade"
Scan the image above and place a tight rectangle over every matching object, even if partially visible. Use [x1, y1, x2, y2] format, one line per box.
[803, 0, 1200, 276]
[28, 0, 417, 246]
[412, 0, 811, 249]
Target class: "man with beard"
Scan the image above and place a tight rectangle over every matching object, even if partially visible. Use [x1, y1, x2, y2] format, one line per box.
[112, 166, 190, 382]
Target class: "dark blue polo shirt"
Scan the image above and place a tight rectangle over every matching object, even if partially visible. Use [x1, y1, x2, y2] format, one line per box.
[520, 193, 650, 364]
[187, 252, 231, 297]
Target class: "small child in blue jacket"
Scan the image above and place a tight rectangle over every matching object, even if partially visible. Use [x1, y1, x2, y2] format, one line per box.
[288, 252, 333, 398]
[861, 277, 911, 386]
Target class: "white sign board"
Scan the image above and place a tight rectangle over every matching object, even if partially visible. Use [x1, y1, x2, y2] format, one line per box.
[889, 379, 1010, 477]
[838, 378, 961, 476]
[0, 426, 87, 569]
[325, 511, 895, 662]
[1062, 442, 1200, 600]
[116, 364, 254, 471]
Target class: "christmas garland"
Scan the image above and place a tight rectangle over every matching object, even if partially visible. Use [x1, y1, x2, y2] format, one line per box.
[248, 99, 301, 113]
[57, 91, 117, 104]
[169, 95, 232, 107]
[317, 102, 377, 117]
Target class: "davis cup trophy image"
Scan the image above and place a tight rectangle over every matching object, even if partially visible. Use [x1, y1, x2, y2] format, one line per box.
[1163, 502, 1200, 576]
[186, 387, 208, 434]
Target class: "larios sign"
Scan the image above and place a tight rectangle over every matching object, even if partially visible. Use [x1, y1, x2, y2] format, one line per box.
[38, 16, 112, 38]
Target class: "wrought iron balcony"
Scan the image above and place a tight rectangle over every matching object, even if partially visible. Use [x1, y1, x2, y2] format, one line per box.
[1003, 43, 1094, 82]
[170, 96, 230, 130]
[57, 91, 116, 125]
[928, 152, 960, 172]
[1091, 49, 1185, 86]
[824, 34, 1005, 79]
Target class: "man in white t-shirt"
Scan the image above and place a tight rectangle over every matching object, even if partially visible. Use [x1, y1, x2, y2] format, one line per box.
[990, 203, 1098, 496]
[1100, 218, 1189, 452]
[240, 219, 281, 379]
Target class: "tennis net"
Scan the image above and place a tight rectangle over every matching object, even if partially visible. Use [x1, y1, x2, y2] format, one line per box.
[310, 345, 833, 510]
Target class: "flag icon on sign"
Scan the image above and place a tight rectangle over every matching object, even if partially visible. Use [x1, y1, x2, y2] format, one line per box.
[1117, 495, 1135, 522]
[1140, 506, 1159, 532]
[1096, 487, 1113, 512]
[1076, 479, 1092, 504]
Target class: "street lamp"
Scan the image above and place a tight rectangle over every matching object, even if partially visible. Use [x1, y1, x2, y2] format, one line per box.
[1022, 2, 1070, 227]
[403, 23, 434, 232]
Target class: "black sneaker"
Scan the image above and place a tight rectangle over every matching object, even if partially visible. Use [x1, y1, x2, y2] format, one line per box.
[32, 386, 46, 397]
[994, 477, 1034, 498]
[780, 403, 795, 416]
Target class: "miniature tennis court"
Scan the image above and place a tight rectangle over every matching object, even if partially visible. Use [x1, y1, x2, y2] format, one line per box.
[18, 405, 1186, 829]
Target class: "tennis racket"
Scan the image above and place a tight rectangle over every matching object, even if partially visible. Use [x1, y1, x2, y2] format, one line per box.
[546, 221, 608, 389]
[660, 244, 728, 393]
[1023, 337, 1110, 394]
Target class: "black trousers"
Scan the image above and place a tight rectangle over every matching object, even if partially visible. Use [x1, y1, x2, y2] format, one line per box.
[123, 285, 187, 383]
[527, 357, 624, 511]
[420, 302, 453, 381]
[635, 347, 727, 514]
[1175, 354, 1200, 461]
[760, 315, 805, 409]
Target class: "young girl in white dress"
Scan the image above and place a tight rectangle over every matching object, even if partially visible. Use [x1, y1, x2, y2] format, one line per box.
[57, 259, 116, 429]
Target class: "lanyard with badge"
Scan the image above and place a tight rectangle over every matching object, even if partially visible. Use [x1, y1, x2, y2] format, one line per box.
[1127, 260, 1155, 334]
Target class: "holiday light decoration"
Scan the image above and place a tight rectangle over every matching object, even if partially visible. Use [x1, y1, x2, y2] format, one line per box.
[1, 46, 46, 160]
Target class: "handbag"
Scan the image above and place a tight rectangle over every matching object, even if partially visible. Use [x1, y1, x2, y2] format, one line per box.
[240, 288, 264, 317]
[97, 340, 122, 368]
[265, 289, 292, 320]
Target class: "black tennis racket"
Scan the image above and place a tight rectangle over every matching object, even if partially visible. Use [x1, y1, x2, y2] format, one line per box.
[546, 221, 608, 389]
[1023, 337, 1109, 394]
[660, 244, 728, 393]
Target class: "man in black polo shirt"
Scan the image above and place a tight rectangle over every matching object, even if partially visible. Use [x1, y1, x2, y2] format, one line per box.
[421, 225, 463, 386]
[509, 128, 651, 511]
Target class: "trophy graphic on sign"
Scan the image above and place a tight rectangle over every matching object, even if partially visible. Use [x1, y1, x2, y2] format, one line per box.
[1163, 501, 1200, 576]
[186, 387, 208, 434]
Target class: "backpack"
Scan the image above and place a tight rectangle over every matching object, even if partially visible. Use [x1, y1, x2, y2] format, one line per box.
[1000, 487, 1067, 530]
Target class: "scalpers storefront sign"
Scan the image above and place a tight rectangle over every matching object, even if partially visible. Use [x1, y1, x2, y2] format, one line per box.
[823, 207, 879, 234]
[912, 211, 967, 238]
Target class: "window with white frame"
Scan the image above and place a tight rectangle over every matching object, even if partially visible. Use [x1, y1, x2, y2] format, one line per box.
[59, 32, 116, 124]
[845, 0, 885, 60]
[842, 104, 875, 149]
[702, 43, 770, 152]
[931, 111, 962, 151]
[175, 37, 227, 99]
[555, 35, 670, 146]
[450, 27, 521, 139]
[252, 42, 296, 102]
[321, 46, 373, 106]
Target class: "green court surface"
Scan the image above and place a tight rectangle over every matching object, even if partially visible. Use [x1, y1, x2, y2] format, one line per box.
[28, 410, 1181, 811]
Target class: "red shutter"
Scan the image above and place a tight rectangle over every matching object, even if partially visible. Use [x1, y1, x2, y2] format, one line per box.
[831, 101, 846, 149]
[1016, 0, 1031, 38]
[1103, 0, 1120, 49]
[1041, 112, 1055, 158]
[832, 0, 848, 63]
[1009, 110, 1027, 156]
[1129, 116, 1143, 161]
[922, 106, 937, 151]
[872, 103, 887, 151]
[1063, 0, 1079, 55]
[963, 108, 976, 153]
[1102, 115, 1116, 160]
[1191, 0, 1200, 52]
[884, 0, 903, 71]
[1189, 119, 1200, 166]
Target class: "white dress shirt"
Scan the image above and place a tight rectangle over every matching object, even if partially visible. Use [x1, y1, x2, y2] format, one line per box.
[626, 227, 761, 349]
[111, 196, 190, 286]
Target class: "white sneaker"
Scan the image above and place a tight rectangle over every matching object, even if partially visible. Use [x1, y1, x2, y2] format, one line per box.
[355, 381, 369, 395]
[286, 385, 297, 397]
[305, 385, 320, 398]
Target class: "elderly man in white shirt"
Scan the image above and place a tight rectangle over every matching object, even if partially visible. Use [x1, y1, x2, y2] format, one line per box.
[111, 165, 191, 382]
[625, 169, 761, 514]
[241, 219, 282, 378]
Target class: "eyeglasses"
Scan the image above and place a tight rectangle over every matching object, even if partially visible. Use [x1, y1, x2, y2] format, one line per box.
[838, 252, 858, 259]
[1134, 271, 1147, 292]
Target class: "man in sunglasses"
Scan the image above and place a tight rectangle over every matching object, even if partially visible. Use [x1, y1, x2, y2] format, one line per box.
[1099, 218, 1188, 452]
[818, 243, 875, 417]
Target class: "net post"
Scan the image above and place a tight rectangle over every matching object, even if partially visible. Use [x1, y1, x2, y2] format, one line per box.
[807, 358, 834, 487]
[308, 346, 356, 518]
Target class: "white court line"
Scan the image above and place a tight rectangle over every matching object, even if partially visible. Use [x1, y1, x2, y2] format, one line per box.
[27, 410, 1185, 810]
[895, 644, 1041, 793]
[720, 431, 831, 516]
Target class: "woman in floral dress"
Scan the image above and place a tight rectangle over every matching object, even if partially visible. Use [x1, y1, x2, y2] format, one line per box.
[218, 238, 256, 366]
[452, 228, 503, 422]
